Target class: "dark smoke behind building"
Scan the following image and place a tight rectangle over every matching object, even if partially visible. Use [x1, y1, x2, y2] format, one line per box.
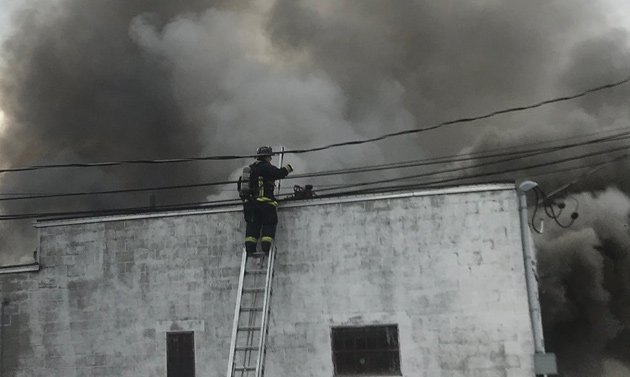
[1, 0, 629, 375]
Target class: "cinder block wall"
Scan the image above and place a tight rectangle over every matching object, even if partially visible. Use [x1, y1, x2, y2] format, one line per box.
[0, 187, 535, 376]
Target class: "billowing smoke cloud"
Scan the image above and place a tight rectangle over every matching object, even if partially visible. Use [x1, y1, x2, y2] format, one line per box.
[127, 7, 380, 172]
[603, 358, 630, 377]
[537, 188, 630, 376]
[1, 0, 630, 375]
[265, 0, 612, 154]
[0, 0, 234, 263]
[0, 0, 378, 263]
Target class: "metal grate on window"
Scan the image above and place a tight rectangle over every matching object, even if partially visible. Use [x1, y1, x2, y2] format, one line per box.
[331, 325, 401, 375]
[167, 331, 196, 377]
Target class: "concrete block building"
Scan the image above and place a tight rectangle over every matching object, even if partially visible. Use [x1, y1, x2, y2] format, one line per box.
[0, 183, 539, 376]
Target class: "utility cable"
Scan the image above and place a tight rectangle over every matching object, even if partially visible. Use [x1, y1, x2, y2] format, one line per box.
[1, 75, 629, 174]
[282, 159, 609, 193]
[314, 147, 630, 197]
[292, 130, 630, 179]
[1, 151, 627, 221]
[535, 186, 578, 228]
[541, 154, 629, 201]
[312, 140, 630, 194]
[0, 179, 236, 202]
[282, 76, 630, 156]
[2, 129, 629, 202]
[298, 131, 630, 185]
[292, 125, 630, 178]
[527, 154, 629, 232]
[0, 198, 243, 221]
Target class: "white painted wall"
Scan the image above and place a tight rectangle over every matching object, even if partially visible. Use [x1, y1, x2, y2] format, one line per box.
[0, 185, 535, 376]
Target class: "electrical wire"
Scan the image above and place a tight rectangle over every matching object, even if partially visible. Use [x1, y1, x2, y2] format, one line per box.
[541, 155, 628, 201]
[2, 130, 629, 219]
[313, 148, 630, 198]
[535, 186, 578, 228]
[311, 141, 630, 195]
[3, 150, 627, 221]
[222, 125, 630, 195]
[3, 128, 630, 202]
[525, 154, 629, 232]
[0, 198, 243, 221]
[292, 130, 630, 179]
[0, 179, 236, 202]
[1, 75, 629, 174]
[319, 156, 621, 197]
[282, 76, 630, 156]
[292, 124, 630, 178]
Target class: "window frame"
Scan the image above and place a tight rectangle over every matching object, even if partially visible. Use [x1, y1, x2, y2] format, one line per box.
[330, 324, 402, 376]
[166, 331, 196, 377]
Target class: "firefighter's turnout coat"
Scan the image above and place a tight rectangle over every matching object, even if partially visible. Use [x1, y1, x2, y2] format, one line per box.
[241, 160, 291, 253]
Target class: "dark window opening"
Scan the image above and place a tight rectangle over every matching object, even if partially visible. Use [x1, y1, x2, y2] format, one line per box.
[167, 331, 195, 377]
[331, 325, 401, 375]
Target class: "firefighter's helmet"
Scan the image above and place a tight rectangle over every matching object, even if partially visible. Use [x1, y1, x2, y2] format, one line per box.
[256, 146, 273, 158]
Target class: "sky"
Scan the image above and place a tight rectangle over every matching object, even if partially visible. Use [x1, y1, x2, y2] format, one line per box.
[0, 1, 630, 376]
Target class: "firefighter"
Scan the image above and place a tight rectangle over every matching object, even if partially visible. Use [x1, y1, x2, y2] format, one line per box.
[240, 146, 293, 255]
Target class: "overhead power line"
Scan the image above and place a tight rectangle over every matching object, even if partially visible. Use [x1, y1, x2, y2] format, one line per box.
[2, 128, 629, 202]
[311, 140, 630, 194]
[528, 156, 628, 181]
[277, 126, 630, 192]
[316, 151, 629, 199]
[295, 131, 630, 181]
[293, 124, 630, 178]
[296, 161, 608, 193]
[0, 198, 242, 221]
[1, 147, 628, 221]
[311, 143, 630, 196]
[0, 179, 235, 202]
[541, 154, 629, 200]
[283, 76, 630, 155]
[1, 75, 629, 174]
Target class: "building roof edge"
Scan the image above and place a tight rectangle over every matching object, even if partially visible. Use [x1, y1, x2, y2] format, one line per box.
[34, 183, 516, 228]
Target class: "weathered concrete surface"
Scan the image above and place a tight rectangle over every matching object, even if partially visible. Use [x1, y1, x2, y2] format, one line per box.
[0, 187, 535, 376]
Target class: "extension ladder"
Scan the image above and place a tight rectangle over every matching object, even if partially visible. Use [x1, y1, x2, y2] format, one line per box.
[226, 248, 276, 377]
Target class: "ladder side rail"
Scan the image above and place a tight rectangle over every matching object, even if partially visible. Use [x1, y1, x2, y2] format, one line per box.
[226, 248, 248, 377]
[255, 246, 276, 377]
[276, 146, 285, 195]
[241, 286, 260, 375]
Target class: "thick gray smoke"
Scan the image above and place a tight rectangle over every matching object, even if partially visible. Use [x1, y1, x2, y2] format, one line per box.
[1, 0, 629, 375]
[0, 0, 237, 262]
[537, 189, 630, 377]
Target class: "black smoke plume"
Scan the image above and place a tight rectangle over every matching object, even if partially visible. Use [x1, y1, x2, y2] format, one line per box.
[1, 1, 630, 375]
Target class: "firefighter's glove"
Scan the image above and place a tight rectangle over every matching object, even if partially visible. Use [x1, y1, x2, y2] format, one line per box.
[285, 164, 293, 173]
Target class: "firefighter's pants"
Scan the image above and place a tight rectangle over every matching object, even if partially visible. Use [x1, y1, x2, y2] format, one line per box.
[244, 201, 278, 253]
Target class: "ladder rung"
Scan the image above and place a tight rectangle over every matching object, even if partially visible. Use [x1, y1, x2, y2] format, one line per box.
[238, 326, 261, 331]
[246, 269, 267, 274]
[227, 248, 274, 377]
[243, 288, 265, 293]
[234, 366, 256, 372]
[248, 252, 267, 258]
[241, 307, 263, 312]
[235, 346, 259, 351]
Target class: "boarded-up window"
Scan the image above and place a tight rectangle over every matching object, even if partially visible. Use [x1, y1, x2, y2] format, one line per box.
[331, 325, 401, 375]
[167, 332, 195, 377]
